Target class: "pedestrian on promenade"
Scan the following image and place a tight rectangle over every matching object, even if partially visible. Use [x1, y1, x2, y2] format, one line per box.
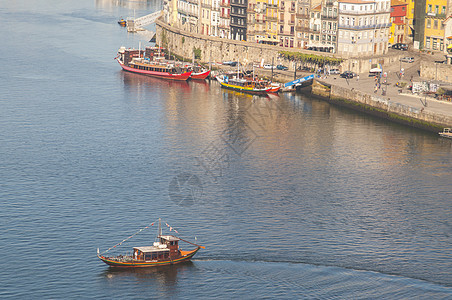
[357, 75, 359, 81]
[374, 85, 378, 93]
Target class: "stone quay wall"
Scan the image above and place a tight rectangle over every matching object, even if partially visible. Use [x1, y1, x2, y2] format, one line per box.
[420, 61, 452, 83]
[311, 80, 452, 131]
[155, 20, 402, 74]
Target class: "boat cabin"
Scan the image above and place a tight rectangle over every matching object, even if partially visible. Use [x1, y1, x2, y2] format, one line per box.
[159, 235, 181, 257]
[133, 246, 170, 261]
[132, 235, 181, 261]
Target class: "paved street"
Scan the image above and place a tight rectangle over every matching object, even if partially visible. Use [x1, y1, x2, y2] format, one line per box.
[319, 49, 452, 119]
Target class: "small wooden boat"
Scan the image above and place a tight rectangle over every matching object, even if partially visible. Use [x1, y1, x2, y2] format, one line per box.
[439, 128, 452, 139]
[116, 47, 192, 81]
[191, 70, 211, 80]
[216, 74, 275, 94]
[98, 218, 204, 268]
[118, 19, 126, 27]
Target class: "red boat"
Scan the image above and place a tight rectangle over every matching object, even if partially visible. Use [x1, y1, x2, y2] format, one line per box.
[116, 47, 192, 81]
[98, 218, 204, 268]
[191, 70, 211, 80]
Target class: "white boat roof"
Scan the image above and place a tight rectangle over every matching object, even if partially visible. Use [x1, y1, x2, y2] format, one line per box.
[133, 246, 170, 253]
[159, 235, 180, 241]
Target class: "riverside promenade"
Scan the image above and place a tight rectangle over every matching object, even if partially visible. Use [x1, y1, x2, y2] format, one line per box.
[307, 53, 452, 132]
[319, 73, 452, 121]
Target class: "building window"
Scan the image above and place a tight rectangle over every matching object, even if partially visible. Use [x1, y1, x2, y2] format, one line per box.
[427, 19, 431, 28]
[435, 5, 439, 14]
[434, 19, 438, 29]
[428, 4, 432, 13]
[425, 37, 430, 49]
[442, 6, 446, 14]
[432, 38, 437, 50]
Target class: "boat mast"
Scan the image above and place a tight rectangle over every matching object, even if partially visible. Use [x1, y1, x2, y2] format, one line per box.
[158, 218, 162, 237]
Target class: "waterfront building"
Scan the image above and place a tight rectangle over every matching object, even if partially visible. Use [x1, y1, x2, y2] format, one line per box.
[254, 0, 270, 43]
[423, 0, 449, 52]
[201, 0, 212, 35]
[212, 0, 221, 36]
[444, 16, 452, 59]
[309, 4, 323, 49]
[163, 0, 179, 26]
[413, 0, 426, 49]
[278, 0, 296, 47]
[266, 0, 280, 46]
[320, 0, 339, 52]
[337, 0, 391, 57]
[247, 0, 257, 42]
[296, 0, 317, 48]
[219, 0, 231, 38]
[389, 0, 407, 45]
[176, 0, 201, 33]
[405, 0, 415, 43]
[230, 0, 248, 40]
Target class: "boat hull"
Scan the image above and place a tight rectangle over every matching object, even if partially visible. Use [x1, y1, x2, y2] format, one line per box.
[98, 247, 200, 268]
[117, 60, 192, 81]
[216, 76, 271, 94]
[191, 70, 211, 80]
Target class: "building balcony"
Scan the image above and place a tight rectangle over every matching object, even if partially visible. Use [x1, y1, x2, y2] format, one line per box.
[321, 14, 338, 20]
[426, 12, 447, 19]
[338, 23, 390, 30]
[220, 12, 230, 18]
[230, 0, 247, 8]
[325, 0, 334, 6]
[280, 31, 295, 36]
[201, 3, 211, 9]
[230, 11, 246, 17]
[296, 25, 309, 31]
[340, 10, 389, 16]
[278, 18, 285, 23]
[230, 22, 247, 28]
[187, 0, 198, 4]
[220, 1, 229, 7]
[288, 20, 295, 25]
[296, 13, 309, 19]
[267, 16, 277, 22]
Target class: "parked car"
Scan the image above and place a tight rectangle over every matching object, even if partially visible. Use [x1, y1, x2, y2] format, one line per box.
[329, 68, 340, 74]
[263, 64, 275, 69]
[276, 65, 288, 70]
[222, 61, 238, 66]
[392, 43, 408, 50]
[400, 57, 414, 63]
[340, 71, 354, 78]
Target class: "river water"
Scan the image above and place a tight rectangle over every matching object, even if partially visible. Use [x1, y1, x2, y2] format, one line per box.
[1, 1, 452, 298]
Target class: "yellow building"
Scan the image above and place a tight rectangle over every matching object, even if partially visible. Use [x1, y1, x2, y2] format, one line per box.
[423, 0, 448, 52]
[266, 0, 279, 45]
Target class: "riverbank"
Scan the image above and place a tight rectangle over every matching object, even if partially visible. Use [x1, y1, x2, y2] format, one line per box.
[309, 79, 452, 132]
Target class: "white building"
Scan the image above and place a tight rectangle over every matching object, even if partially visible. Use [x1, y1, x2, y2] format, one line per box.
[337, 0, 391, 57]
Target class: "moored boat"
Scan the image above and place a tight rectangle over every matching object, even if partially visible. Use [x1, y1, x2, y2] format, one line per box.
[116, 47, 192, 81]
[216, 74, 275, 94]
[118, 18, 126, 26]
[98, 218, 204, 268]
[191, 69, 211, 80]
[439, 128, 452, 139]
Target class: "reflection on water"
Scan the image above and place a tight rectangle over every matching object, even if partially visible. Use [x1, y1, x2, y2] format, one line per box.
[102, 261, 194, 284]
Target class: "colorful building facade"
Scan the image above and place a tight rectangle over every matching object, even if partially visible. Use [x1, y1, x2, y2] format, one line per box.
[423, 0, 448, 52]
[389, 0, 407, 44]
